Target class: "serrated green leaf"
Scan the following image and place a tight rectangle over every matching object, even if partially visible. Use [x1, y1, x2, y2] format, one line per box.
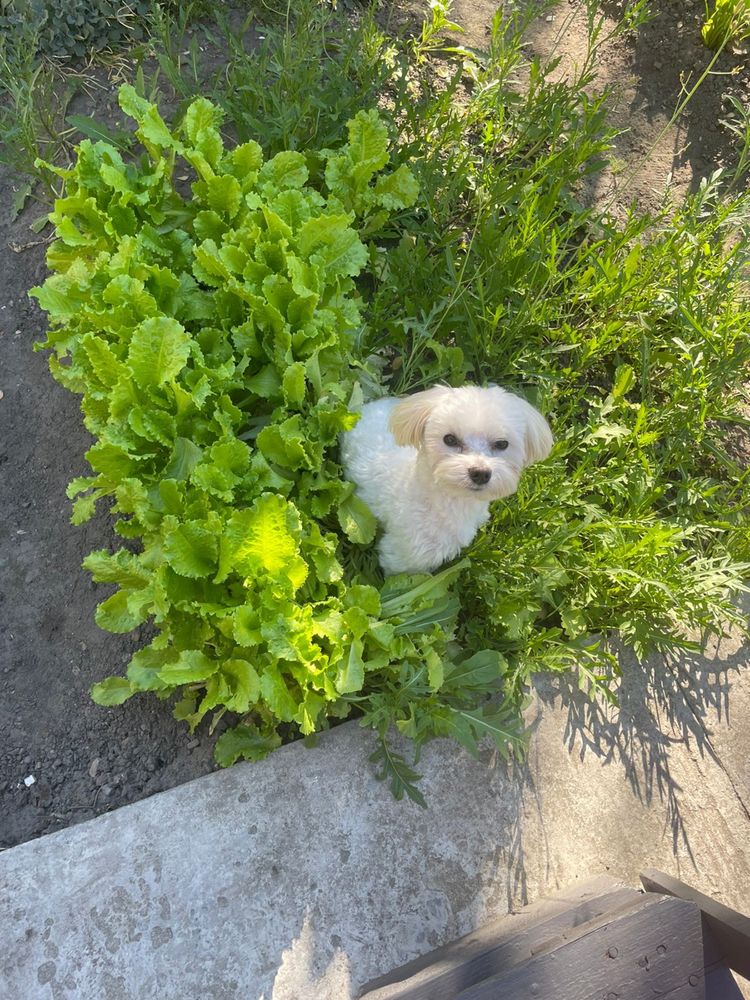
[337, 492, 377, 544]
[426, 648, 444, 691]
[82, 334, 125, 387]
[231, 140, 263, 177]
[183, 97, 223, 144]
[244, 364, 281, 399]
[373, 164, 419, 210]
[282, 362, 306, 406]
[127, 646, 176, 690]
[91, 676, 134, 706]
[164, 438, 203, 480]
[158, 648, 217, 684]
[71, 493, 98, 524]
[214, 725, 281, 767]
[271, 189, 311, 230]
[297, 215, 367, 277]
[346, 109, 389, 173]
[260, 150, 308, 190]
[259, 670, 298, 720]
[222, 658, 261, 712]
[83, 549, 150, 588]
[336, 638, 365, 694]
[216, 494, 308, 590]
[164, 520, 219, 578]
[118, 83, 151, 122]
[207, 174, 242, 219]
[95, 590, 146, 633]
[127, 317, 190, 387]
[10, 180, 33, 220]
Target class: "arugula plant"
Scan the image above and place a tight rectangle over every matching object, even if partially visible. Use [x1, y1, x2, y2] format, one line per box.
[363, 3, 750, 707]
[31, 85, 524, 799]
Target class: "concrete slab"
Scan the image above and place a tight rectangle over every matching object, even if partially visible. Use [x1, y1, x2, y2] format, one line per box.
[2, 643, 749, 1000]
[0, 721, 526, 1000]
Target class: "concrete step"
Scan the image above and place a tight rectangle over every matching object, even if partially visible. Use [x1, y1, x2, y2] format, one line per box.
[0, 721, 526, 1000]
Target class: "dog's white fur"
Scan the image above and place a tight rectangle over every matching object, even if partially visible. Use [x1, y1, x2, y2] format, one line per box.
[340, 384, 553, 575]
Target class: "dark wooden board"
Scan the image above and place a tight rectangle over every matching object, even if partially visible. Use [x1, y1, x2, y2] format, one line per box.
[453, 894, 704, 1000]
[641, 869, 750, 981]
[361, 880, 643, 999]
[704, 963, 745, 1000]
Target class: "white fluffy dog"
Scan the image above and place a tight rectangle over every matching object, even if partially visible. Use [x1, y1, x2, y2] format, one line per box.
[340, 384, 553, 575]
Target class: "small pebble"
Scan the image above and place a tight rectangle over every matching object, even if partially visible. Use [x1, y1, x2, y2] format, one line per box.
[187, 739, 200, 750]
[24, 775, 36, 787]
[88, 758, 100, 778]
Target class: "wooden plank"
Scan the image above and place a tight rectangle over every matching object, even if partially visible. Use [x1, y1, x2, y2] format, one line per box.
[453, 894, 704, 1000]
[640, 869, 750, 981]
[703, 963, 745, 1000]
[361, 882, 643, 999]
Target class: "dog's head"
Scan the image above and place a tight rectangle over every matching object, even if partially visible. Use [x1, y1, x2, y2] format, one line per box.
[389, 384, 553, 500]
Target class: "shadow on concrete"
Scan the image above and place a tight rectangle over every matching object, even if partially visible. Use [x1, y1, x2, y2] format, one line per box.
[531, 633, 749, 861]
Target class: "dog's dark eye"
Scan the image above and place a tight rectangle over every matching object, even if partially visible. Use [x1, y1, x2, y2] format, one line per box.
[493, 439, 509, 451]
[443, 434, 460, 447]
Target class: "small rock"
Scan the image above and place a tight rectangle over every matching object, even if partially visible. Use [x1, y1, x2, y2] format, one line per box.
[653, 60, 663, 70]
[88, 757, 100, 778]
[187, 739, 200, 750]
[32, 780, 52, 808]
[100, 785, 113, 798]
[23, 774, 35, 787]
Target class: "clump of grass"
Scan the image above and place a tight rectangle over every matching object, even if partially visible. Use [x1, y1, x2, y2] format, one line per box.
[0, 17, 74, 196]
[361, 1, 750, 707]
[0, 0, 211, 188]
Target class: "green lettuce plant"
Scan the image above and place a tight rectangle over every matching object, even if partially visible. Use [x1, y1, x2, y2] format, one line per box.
[31, 85, 524, 801]
[702, 0, 750, 49]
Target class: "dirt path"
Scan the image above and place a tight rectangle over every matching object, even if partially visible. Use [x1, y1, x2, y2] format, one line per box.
[454, 0, 750, 212]
[0, 185, 217, 848]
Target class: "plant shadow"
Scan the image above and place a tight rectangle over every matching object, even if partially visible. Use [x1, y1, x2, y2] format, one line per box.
[531, 628, 750, 860]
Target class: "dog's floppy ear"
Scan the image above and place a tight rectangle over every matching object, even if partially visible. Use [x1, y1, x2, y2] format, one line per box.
[519, 399, 553, 466]
[389, 386, 450, 447]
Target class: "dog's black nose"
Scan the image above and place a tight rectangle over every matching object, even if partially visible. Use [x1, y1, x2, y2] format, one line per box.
[469, 468, 491, 485]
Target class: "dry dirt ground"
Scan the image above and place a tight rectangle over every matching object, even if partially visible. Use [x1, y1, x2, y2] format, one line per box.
[1, 0, 749, 854]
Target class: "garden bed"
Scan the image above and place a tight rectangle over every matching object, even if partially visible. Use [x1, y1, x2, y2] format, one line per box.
[1, 0, 749, 851]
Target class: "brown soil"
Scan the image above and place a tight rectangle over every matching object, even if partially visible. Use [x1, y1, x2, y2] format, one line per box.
[455, 0, 750, 213]
[1, 0, 748, 850]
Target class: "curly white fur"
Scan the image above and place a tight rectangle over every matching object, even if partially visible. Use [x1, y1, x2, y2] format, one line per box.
[340, 384, 553, 575]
